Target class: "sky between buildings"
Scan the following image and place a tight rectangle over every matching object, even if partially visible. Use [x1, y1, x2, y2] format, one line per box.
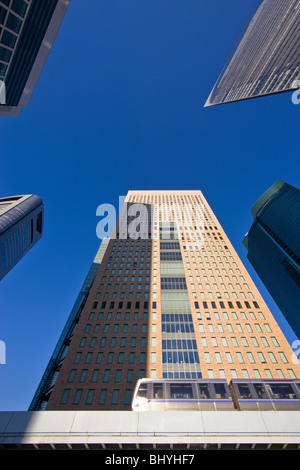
[0, 0, 299, 411]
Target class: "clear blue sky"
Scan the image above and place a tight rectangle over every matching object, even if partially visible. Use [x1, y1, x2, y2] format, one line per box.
[1, 0, 299, 411]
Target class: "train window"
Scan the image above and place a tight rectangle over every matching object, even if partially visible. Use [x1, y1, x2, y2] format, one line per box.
[137, 383, 148, 399]
[170, 384, 193, 399]
[153, 383, 163, 399]
[237, 383, 252, 399]
[198, 384, 210, 399]
[268, 383, 297, 400]
[214, 383, 229, 399]
[253, 384, 270, 399]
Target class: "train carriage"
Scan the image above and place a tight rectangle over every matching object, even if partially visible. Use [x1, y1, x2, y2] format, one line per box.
[132, 378, 300, 412]
[230, 379, 300, 411]
[132, 378, 234, 411]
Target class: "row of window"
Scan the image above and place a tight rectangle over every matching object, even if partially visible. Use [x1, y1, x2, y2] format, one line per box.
[106, 262, 151, 269]
[198, 322, 273, 334]
[162, 350, 200, 364]
[60, 388, 132, 406]
[67, 368, 139, 384]
[83, 322, 148, 336]
[100, 275, 150, 283]
[79, 335, 147, 349]
[200, 335, 280, 348]
[196, 308, 265, 321]
[202, 350, 288, 365]
[92, 289, 150, 307]
[163, 368, 297, 381]
[161, 277, 187, 290]
[97, 283, 150, 294]
[88, 311, 148, 321]
[73, 351, 147, 365]
[195, 300, 260, 309]
[91, 301, 149, 310]
[112, 239, 151, 246]
[108, 256, 151, 262]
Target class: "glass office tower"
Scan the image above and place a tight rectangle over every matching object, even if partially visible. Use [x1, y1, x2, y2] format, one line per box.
[205, 0, 300, 106]
[243, 180, 300, 341]
[31, 190, 300, 411]
[0, 194, 43, 280]
[0, 0, 70, 116]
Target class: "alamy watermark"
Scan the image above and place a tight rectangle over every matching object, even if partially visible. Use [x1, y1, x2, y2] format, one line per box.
[291, 80, 300, 105]
[96, 197, 206, 242]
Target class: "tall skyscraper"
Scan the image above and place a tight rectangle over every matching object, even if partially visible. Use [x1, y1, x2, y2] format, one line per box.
[0, 194, 43, 280]
[205, 0, 300, 107]
[31, 190, 300, 411]
[243, 180, 300, 341]
[0, 0, 70, 116]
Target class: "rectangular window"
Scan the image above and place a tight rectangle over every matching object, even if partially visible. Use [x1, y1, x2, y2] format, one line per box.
[124, 389, 132, 405]
[79, 369, 88, 382]
[74, 352, 82, 364]
[111, 389, 119, 405]
[60, 389, 70, 405]
[127, 369, 133, 382]
[73, 389, 82, 405]
[68, 370, 76, 382]
[86, 389, 95, 405]
[107, 352, 114, 364]
[99, 389, 107, 405]
[91, 369, 99, 382]
[103, 370, 110, 382]
[115, 370, 122, 382]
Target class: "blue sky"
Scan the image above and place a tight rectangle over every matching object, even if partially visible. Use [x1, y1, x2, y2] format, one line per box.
[0, 0, 299, 411]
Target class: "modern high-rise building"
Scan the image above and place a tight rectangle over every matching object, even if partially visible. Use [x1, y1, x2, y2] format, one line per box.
[243, 180, 300, 341]
[205, 0, 300, 107]
[0, 0, 70, 116]
[31, 190, 300, 411]
[0, 194, 43, 280]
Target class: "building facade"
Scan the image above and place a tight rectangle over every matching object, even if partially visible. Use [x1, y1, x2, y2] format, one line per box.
[34, 190, 300, 411]
[0, 0, 70, 116]
[0, 194, 43, 280]
[205, 0, 300, 106]
[243, 180, 300, 341]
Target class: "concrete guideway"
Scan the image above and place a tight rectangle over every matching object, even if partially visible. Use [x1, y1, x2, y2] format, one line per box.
[0, 410, 300, 450]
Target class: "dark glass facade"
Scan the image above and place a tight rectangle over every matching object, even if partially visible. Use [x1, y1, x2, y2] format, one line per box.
[244, 180, 300, 340]
[0, 194, 44, 280]
[0, 0, 70, 115]
[205, 0, 300, 106]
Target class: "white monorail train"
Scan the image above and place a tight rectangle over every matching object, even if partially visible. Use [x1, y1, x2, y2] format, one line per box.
[131, 378, 300, 412]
